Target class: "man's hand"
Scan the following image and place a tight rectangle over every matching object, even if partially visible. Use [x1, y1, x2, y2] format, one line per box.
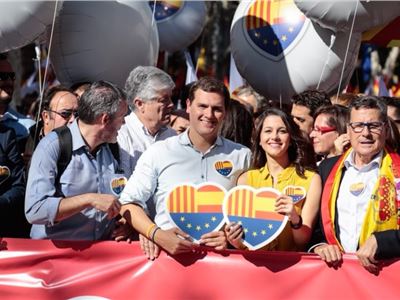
[356, 235, 379, 273]
[314, 244, 343, 265]
[90, 194, 121, 219]
[112, 217, 136, 242]
[139, 234, 160, 260]
[154, 227, 196, 255]
[199, 231, 227, 251]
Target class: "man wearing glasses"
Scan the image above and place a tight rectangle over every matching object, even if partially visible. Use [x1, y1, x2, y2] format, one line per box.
[0, 54, 35, 149]
[24, 85, 78, 166]
[118, 66, 176, 179]
[25, 81, 127, 240]
[313, 96, 400, 272]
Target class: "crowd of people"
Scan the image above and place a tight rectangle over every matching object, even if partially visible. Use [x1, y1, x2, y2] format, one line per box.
[1, 52, 400, 274]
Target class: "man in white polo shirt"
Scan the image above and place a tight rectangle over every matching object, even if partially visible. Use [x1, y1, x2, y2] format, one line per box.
[119, 77, 251, 259]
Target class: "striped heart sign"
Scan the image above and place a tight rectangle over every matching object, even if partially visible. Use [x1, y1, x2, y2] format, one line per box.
[223, 186, 288, 250]
[165, 183, 227, 242]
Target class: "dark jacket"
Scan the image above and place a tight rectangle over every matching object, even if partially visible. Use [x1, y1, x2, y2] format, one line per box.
[312, 154, 400, 259]
[0, 125, 31, 237]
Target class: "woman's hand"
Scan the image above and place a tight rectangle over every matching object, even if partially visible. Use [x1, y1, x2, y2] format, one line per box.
[275, 195, 300, 224]
[224, 222, 246, 249]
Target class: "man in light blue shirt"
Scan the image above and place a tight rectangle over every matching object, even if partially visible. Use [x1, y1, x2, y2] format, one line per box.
[25, 81, 128, 240]
[120, 77, 251, 258]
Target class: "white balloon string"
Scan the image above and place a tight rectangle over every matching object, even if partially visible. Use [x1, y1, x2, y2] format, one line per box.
[151, 0, 157, 28]
[32, 45, 42, 147]
[33, 1, 58, 148]
[38, 0, 59, 110]
[317, 35, 335, 90]
[336, 0, 359, 99]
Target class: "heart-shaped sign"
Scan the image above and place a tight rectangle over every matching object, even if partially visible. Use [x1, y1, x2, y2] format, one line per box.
[223, 186, 288, 250]
[283, 185, 306, 204]
[0, 166, 10, 186]
[165, 183, 227, 242]
[214, 160, 233, 176]
[110, 176, 127, 196]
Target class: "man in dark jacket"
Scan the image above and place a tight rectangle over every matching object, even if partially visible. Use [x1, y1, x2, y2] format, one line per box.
[0, 125, 30, 237]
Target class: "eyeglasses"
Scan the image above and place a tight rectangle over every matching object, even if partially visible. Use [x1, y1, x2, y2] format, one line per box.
[311, 126, 337, 134]
[0, 72, 16, 81]
[348, 121, 385, 133]
[47, 109, 78, 120]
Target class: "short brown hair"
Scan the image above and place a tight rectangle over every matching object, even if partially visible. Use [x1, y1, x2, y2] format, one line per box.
[188, 77, 230, 109]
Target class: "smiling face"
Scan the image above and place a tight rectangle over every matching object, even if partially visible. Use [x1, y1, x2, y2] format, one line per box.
[186, 88, 225, 141]
[348, 107, 387, 166]
[259, 115, 290, 161]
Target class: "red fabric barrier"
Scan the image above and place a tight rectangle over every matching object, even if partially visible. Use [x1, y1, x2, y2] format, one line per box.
[0, 238, 398, 299]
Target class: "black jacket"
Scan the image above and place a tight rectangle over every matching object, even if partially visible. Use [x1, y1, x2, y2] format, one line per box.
[0, 126, 30, 237]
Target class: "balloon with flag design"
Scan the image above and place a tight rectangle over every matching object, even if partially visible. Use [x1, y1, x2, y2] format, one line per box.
[149, 0, 206, 53]
[223, 186, 288, 250]
[165, 183, 226, 242]
[230, 0, 361, 103]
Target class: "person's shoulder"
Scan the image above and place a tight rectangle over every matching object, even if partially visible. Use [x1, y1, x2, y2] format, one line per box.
[35, 131, 60, 151]
[8, 108, 35, 126]
[161, 126, 177, 138]
[220, 136, 251, 152]
[319, 155, 341, 172]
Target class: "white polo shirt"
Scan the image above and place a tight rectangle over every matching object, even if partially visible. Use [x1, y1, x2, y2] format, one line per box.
[119, 130, 251, 229]
[336, 150, 382, 252]
[117, 112, 176, 177]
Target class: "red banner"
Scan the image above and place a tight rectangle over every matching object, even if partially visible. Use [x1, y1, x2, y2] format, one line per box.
[0, 238, 398, 299]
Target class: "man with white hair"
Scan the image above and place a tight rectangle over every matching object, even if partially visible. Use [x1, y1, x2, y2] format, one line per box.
[118, 66, 177, 178]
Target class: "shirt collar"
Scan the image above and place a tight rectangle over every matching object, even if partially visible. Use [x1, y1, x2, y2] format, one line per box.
[131, 112, 168, 137]
[344, 149, 383, 171]
[260, 163, 296, 180]
[178, 129, 223, 147]
[0, 107, 19, 121]
[70, 119, 87, 151]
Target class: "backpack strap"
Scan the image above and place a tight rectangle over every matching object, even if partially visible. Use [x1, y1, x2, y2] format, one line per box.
[53, 126, 73, 187]
[108, 142, 120, 164]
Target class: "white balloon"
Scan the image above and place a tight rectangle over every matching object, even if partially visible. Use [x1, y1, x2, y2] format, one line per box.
[50, 1, 159, 88]
[150, 1, 206, 53]
[295, 0, 400, 33]
[231, 0, 361, 103]
[0, 1, 61, 53]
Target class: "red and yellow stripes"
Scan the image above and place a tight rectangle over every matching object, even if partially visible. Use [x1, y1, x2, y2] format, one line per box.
[246, 0, 271, 30]
[226, 188, 283, 220]
[167, 185, 224, 213]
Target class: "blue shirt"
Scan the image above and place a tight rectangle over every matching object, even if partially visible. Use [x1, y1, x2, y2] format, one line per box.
[25, 120, 122, 240]
[0, 107, 35, 140]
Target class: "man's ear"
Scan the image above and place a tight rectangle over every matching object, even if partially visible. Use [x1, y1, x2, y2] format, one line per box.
[186, 98, 190, 114]
[42, 110, 50, 124]
[134, 98, 145, 113]
[100, 113, 110, 126]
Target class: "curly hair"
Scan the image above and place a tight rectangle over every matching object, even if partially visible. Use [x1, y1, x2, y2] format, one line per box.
[251, 108, 317, 177]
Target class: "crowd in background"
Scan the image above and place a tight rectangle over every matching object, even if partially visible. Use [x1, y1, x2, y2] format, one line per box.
[1, 51, 400, 274]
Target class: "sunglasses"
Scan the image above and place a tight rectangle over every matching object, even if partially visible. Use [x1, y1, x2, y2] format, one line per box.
[0, 72, 16, 81]
[48, 109, 78, 120]
[311, 126, 337, 134]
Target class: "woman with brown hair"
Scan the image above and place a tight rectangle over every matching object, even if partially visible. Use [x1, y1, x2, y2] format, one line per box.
[226, 108, 322, 251]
